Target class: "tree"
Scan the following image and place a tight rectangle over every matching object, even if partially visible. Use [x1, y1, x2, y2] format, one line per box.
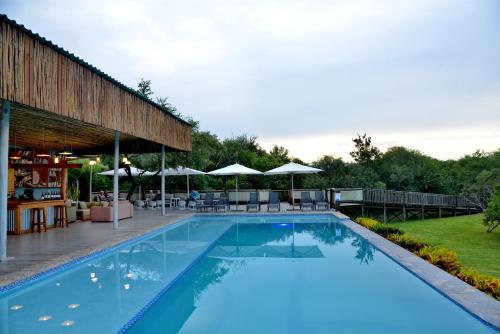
[156, 96, 178, 114]
[137, 78, 154, 99]
[483, 184, 500, 233]
[350, 133, 381, 164]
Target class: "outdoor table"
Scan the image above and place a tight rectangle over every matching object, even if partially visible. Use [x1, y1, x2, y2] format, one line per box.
[172, 197, 181, 207]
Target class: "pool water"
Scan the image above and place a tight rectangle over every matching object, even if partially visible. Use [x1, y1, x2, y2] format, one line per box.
[0, 215, 497, 334]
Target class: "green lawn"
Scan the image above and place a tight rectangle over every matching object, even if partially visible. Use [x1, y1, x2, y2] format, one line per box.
[388, 214, 500, 278]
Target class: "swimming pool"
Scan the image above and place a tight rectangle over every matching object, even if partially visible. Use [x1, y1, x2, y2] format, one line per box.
[0, 215, 497, 333]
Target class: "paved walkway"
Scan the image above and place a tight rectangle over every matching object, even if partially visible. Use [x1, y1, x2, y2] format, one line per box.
[0, 209, 193, 287]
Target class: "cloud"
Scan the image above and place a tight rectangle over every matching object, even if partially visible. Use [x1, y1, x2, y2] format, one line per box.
[2, 0, 500, 161]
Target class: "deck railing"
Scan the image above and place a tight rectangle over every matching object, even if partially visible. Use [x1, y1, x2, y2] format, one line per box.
[330, 188, 481, 210]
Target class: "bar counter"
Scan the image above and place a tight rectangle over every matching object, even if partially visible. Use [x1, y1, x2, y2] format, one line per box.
[7, 199, 65, 235]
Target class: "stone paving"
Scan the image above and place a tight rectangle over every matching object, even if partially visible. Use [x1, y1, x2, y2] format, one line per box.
[0, 209, 193, 287]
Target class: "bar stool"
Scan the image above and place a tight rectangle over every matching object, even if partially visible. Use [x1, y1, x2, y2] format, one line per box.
[54, 205, 67, 228]
[30, 207, 47, 233]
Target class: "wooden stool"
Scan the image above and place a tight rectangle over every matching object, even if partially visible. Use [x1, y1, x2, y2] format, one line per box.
[54, 205, 67, 228]
[30, 207, 47, 233]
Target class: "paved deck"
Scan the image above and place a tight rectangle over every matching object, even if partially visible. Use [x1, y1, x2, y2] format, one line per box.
[0, 209, 193, 287]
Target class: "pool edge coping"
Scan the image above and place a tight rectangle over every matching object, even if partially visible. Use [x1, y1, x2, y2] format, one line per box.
[340, 217, 500, 331]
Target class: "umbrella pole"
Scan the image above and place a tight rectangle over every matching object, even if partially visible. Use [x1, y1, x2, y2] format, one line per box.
[186, 175, 189, 199]
[235, 175, 239, 211]
[291, 173, 295, 211]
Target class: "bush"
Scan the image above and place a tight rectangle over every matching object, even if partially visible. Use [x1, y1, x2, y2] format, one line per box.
[387, 233, 429, 252]
[416, 246, 460, 274]
[370, 224, 403, 237]
[355, 217, 379, 229]
[456, 268, 500, 300]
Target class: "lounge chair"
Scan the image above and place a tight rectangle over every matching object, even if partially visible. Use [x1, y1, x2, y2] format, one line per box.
[215, 194, 229, 212]
[246, 192, 260, 211]
[300, 192, 313, 211]
[267, 192, 280, 211]
[198, 192, 215, 212]
[314, 191, 330, 211]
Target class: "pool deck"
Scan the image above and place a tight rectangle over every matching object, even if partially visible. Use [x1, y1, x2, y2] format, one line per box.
[0, 208, 498, 330]
[0, 209, 193, 287]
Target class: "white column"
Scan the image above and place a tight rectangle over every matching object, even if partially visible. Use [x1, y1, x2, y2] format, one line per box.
[0, 100, 10, 261]
[89, 163, 93, 202]
[161, 145, 166, 216]
[113, 131, 120, 229]
[235, 175, 238, 211]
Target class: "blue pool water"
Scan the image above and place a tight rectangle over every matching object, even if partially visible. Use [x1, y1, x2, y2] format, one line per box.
[0, 215, 497, 334]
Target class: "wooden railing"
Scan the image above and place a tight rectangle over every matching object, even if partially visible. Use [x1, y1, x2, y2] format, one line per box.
[330, 188, 481, 210]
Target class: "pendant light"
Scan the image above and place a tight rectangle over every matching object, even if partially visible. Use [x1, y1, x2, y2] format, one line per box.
[9, 131, 21, 160]
[60, 124, 72, 156]
[36, 128, 50, 157]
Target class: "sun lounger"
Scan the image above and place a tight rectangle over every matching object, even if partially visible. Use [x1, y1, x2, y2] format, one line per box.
[314, 191, 330, 211]
[215, 194, 229, 212]
[300, 192, 313, 211]
[246, 192, 260, 211]
[198, 192, 215, 212]
[268, 192, 280, 211]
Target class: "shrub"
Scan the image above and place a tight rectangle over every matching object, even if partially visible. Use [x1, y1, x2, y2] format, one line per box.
[355, 217, 403, 237]
[416, 246, 460, 274]
[370, 224, 403, 238]
[456, 268, 500, 301]
[355, 217, 379, 229]
[387, 233, 429, 252]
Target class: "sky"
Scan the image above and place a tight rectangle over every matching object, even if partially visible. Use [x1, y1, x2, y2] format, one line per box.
[1, 0, 500, 162]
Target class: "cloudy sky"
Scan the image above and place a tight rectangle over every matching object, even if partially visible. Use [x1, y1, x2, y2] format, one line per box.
[2, 0, 500, 162]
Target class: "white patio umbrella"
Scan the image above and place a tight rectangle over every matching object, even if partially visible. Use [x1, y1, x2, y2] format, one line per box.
[208, 163, 262, 210]
[98, 166, 154, 200]
[264, 162, 322, 210]
[160, 167, 206, 197]
[98, 167, 154, 177]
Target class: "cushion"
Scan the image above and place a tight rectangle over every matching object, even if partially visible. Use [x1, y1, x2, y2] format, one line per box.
[91, 201, 101, 207]
[78, 202, 88, 209]
[102, 202, 109, 207]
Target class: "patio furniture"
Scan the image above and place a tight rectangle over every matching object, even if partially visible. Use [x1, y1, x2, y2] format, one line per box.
[246, 192, 260, 211]
[66, 200, 77, 223]
[91, 201, 133, 222]
[300, 192, 313, 211]
[314, 191, 330, 211]
[30, 207, 47, 233]
[77, 201, 91, 220]
[53, 204, 67, 228]
[187, 200, 197, 211]
[134, 200, 145, 209]
[215, 194, 229, 212]
[267, 192, 281, 211]
[198, 193, 215, 211]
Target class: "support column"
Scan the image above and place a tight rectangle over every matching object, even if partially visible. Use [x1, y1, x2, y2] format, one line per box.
[0, 101, 10, 261]
[161, 145, 166, 216]
[113, 131, 120, 229]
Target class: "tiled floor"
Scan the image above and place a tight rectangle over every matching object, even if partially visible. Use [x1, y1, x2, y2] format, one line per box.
[0, 209, 193, 287]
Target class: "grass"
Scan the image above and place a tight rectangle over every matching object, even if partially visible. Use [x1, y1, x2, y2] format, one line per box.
[388, 214, 500, 278]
